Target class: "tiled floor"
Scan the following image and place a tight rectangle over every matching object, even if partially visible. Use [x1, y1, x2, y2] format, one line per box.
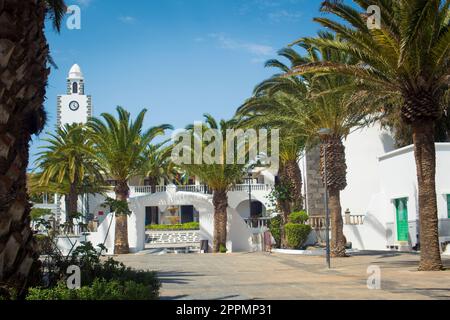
[115, 251, 450, 300]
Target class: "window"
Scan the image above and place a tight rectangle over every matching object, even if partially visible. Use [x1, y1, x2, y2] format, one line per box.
[447, 194, 450, 219]
[72, 82, 78, 94]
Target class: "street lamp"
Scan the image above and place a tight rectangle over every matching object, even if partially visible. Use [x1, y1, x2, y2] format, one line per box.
[247, 167, 253, 224]
[318, 128, 332, 269]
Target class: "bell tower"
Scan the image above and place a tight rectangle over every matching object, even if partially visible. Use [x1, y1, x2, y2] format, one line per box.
[57, 64, 92, 127]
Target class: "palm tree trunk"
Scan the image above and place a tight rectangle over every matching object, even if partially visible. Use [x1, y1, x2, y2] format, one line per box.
[320, 135, 348, 257]
[114, 181, 130, 254]
[412, 120, 443, 271]
[0, 0, 49, 298]
[147, 176, 158, 194]
[67, 183, 78, 233]
[284, 159, 303, 211]
[328, 188, 346, 257]
[212, 189, 228, 253]
[277, 162, 291, 248]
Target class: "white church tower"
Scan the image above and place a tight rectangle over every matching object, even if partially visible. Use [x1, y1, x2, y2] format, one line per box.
[57, 64, 92, 127]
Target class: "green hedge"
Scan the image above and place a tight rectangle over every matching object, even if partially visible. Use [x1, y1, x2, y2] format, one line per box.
[145, 222, 200, 231]
[268, 215, 282, 248]
[285, 223, 312, 249]
[26, 279, 154, 300]
[289, 211, 309, 224]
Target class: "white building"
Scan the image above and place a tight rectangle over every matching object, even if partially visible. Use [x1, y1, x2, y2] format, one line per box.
[328, 125, 450, 252]
[49, 65, 277, 254]
[38, 64, 450, 255]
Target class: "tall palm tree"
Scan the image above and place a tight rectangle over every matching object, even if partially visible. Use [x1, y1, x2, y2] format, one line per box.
[238, 33, 374, 256]
[0, 0, 66, 298]
[237, 94, 306, 247]
[34, 124, 104, 231]
[179, 114, 248, 252]
[290, 0, 449, 270]
[87, 106, 172, 254]
[141, 142, 174, 193]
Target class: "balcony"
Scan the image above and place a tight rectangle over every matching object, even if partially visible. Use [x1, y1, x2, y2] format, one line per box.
[130, 184, 273, 195]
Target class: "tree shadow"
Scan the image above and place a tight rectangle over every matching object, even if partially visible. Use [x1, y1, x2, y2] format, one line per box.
[157, 271, 204, 284]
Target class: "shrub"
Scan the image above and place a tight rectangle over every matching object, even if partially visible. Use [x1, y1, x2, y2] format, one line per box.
[146, 222, 200, 231]
[219, 244, 227, 253]
[35, 241, 161, 299]
[34, 234, 52, 254]
[285, 223, 312, 249]
[30, 208, 52, 221]
[268, 215, 282, 248]
[26, 279, 154, 300]
[289, 211, 309, 224]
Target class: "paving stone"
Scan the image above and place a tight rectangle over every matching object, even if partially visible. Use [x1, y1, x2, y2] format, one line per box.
[115, 252, 450, 300]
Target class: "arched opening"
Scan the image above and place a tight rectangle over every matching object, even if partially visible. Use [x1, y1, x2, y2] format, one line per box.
[235, 199, 266, 219]
[72, 82, 78, 94]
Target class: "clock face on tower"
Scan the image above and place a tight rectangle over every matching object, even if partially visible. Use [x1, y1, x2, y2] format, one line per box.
[69, 101, 80, 111]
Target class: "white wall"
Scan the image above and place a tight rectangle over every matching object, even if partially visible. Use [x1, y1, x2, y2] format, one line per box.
[344, 143, 450, 251]
[128, 190, 255, 253]
[340, 124, 395, 215]
[59, 94, 90, 126]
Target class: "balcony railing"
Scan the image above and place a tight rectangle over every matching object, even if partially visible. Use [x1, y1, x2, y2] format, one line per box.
[244, 217, 271, 230]
[130, 184, 273, 195]
[344, 211, 365, 225]
[306, 216, 326, 230]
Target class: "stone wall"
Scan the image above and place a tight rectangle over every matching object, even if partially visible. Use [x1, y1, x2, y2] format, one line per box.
[305, 145, 326, 217]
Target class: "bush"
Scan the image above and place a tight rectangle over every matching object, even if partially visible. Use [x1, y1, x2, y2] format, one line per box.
[32, 241, 161, 300]
[219, 244, 227, 253]
[285, 223, 312, 249]
[268, 215, 282, 248]
[289, 211, 309, 224]
[26, 279, 154, 300]
[145, 222, 200, 231]
[35, 234, 52, 254]
[30, 208, 52, 221]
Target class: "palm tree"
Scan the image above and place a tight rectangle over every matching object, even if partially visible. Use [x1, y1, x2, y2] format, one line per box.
[141, 142, 174, 193]
[0, 0, 66, 298]
[87, 106, 172, 254]
[238, 34, 374, 256]
[237, 94, 306, 247]
[289, 0, 449, 270]
[34, 124, 104, 232]
[179, 114, 248, 252]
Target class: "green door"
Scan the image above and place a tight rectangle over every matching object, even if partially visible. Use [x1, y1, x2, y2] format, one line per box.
[395, 198, 409, 242]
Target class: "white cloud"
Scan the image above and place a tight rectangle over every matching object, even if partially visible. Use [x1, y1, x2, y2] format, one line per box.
[268, 10, 303, 22]
[119, 16, 136, 24]
[238, 0, 304, 23]
[208, 33, 274, 57]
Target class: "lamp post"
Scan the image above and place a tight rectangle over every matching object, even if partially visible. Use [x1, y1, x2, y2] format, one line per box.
[247, 168, 253, 224]
[318, 128, 332, 269]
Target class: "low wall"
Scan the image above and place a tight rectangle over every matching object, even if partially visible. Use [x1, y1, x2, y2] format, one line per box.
[146, 230, 200, 246]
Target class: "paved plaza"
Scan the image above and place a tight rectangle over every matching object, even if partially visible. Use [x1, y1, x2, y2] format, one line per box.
[116, 251, 450, 300]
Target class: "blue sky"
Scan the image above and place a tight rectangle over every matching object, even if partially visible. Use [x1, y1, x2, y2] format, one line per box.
[31, 0, 324, 167]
